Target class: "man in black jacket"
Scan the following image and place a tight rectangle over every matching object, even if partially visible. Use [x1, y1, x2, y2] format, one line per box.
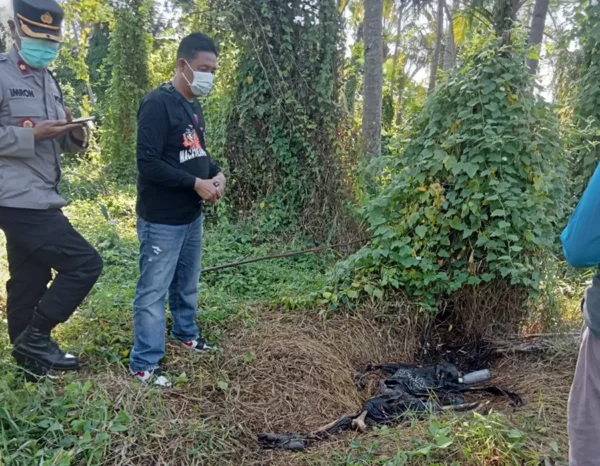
[130, 33, 225, 387]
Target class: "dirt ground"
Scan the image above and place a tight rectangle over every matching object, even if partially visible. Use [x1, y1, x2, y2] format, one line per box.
[91, 309, 576, 465]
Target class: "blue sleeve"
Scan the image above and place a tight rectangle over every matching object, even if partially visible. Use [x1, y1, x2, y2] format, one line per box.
[561, 163, 600, 268]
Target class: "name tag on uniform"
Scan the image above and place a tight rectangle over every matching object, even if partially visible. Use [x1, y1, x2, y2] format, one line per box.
[9, 88, 35, 98]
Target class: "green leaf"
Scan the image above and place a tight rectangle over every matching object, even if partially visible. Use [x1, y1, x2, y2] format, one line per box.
[464, 162, 478, 178]
[110, 423, 128, 433]
[507, 429, 524, 439]
[482, 81, 496, 94]
[435, 435, 453, 448]
[217, 381, 229, 391]
[95, 432, 110, 444]
[467, 276, 481, 285]
[100, 204, 110, 221]
[491, 209, 505, 217]
[116, 411, 131, 425]
[450, 218, 464, 230]
[434, 149, 447, 160]
[399, 257, 419, 268]
[374, 225, 389, 236]
[48, 421, 63, 432]
[415, 225, 427, 238]
[481, 273, 495, 282]
[444, 156, 458, 170]
[175, 373, 189, 384]
[415, 444, 433, 455]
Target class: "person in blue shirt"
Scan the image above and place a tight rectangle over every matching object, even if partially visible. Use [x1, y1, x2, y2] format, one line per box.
[562, 164, 600, 466]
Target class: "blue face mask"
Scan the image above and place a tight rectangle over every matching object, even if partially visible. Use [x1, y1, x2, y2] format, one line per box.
[18, 36, 60, 69]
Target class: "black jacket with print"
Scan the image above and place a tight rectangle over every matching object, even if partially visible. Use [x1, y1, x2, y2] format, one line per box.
[136, 84, 221, 225]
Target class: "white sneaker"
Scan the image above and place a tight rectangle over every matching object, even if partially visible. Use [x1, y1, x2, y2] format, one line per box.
[179, 339, 217, 353]
[130, 368, 172, 388]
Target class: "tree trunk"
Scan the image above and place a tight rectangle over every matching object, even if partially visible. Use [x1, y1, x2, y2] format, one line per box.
[495, 0, 518, 45]
[526, 0, 549, 74]
[363, 0, 384, 158]
[442, 2, 456, 70]
[526, 0, 533, 26]
[428, 0, 445, 94]
[346, 22, 363, 116]
[395, 74, 406, 126]
[86, 82, 97, 107]
[390, 1, 404, 105]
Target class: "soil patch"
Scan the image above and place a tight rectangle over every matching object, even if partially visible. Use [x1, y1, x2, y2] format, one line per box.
[95, 310, 575, 465]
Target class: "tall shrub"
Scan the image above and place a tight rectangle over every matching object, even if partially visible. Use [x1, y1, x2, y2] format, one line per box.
[570, 1, 600, 198]
[333, 37, 565, 314]
[101, 0, 151, 174]
[214, 0, 345, 236]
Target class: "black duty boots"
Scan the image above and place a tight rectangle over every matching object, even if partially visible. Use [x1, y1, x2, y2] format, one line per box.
[12, 312, 79, 372]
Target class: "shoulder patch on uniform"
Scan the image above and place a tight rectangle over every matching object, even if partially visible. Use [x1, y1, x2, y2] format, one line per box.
[17, 60, 31, 76]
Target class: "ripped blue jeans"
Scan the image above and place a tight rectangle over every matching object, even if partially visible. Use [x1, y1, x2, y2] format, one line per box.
[129, 215, 203, 372]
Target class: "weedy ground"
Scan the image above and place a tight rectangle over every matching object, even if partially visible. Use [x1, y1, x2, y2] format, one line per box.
[0, 159, 584, 466]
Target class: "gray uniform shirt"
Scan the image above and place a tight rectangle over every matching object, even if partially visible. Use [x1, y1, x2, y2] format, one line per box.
[0, 46, 85, 210]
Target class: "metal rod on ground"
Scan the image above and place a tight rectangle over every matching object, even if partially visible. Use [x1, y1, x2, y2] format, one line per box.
[202, 238, 368, 274]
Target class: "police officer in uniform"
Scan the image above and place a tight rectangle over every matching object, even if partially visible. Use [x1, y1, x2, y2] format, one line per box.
[0, 0, 103, 375]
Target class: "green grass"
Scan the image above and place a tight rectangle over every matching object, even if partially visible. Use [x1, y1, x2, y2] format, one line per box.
[0, 161, 340, 465]
[296, 411, 562, 466]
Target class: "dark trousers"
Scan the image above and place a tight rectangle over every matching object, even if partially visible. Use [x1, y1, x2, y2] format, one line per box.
[0, 207, 103, 343]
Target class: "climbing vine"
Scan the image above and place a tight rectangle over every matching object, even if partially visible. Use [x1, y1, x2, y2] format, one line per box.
[86, 23, 112, 119]
[569, 0, 600, 199]
[209, 0, 345, 236]
[101, 0, 152, 174]
[330, 36, 566, 312]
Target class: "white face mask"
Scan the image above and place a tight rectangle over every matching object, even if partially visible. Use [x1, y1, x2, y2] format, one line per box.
[184, 60, 214, 97]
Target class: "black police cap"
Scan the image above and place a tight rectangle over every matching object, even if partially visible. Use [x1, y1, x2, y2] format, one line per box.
[13, 0, 63, 42]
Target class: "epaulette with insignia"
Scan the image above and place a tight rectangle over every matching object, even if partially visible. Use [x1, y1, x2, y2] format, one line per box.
[17, 59, 31, 76]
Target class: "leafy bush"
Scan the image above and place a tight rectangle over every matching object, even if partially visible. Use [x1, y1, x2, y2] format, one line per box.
[332, 38, 566, 312]
[569, 1, 600, 198]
